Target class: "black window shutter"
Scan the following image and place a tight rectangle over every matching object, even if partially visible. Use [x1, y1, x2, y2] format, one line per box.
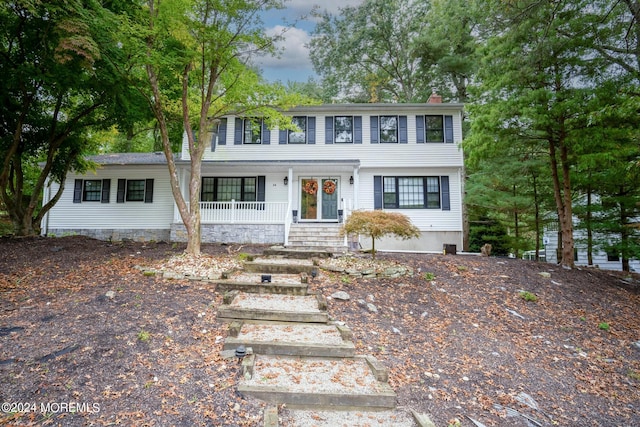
[262, 121, 270, 144]
[370, 116, 379, 143]
[444, 115, 454, 143]
[234, 118, 243, 145]
[325, 116, 334, 144]
[416, 115, 425, 143]
[441, 176, 450, 210]
[214, 118, 227, 149]
[307, 117, 316, 144]
[144, 179, 154, 203]
[354, 116, 362, 144]
[101, 179, 111, 203]
[399, 116, 408, 143]
[374, 176, 383, 210]
[279, 129, 287, 144]
[73, 179, 83, 203]
[117, 179, 126, 203]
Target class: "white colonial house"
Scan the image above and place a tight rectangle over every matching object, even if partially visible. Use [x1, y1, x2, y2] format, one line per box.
[41, 100, 465, 252]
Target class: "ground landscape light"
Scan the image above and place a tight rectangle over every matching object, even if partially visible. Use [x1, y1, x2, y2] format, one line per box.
[235, 345, 246, 359]
[261, 274, 271, 283]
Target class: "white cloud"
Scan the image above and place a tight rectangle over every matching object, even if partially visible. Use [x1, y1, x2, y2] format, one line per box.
[258, 25, 312, 71]
[256, 1, 366, 81]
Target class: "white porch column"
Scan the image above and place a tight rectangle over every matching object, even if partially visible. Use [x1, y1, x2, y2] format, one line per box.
[287, 167, 293, 211]
[352, 167, 360, 210]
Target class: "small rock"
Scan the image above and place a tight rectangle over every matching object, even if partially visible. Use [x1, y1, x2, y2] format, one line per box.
[105, 291, 116, 299]
[421, 312, 428, 318]
[539, 272, 551, 278]
[366, 294, 375, 303]
[633, 341, 640, 350]
[331, 291, 351, 300]
[366, 303, 378, 313]
[392, 327, 401, 334]
[462, 376, 469, 381]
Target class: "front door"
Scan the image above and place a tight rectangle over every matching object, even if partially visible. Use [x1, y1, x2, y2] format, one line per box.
[300, 178, 339, 221]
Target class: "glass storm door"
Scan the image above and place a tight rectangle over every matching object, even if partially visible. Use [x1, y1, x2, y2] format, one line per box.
[300, 178, 339, 221]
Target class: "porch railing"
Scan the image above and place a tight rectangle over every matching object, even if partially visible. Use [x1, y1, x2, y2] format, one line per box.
[198, 200, 288, 224]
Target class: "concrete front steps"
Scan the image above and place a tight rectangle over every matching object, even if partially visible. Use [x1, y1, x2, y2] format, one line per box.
[218, 291, 329, 323]
[238, 354, 396, 410]
[224, 321, 356, 358]
[286, 223, 347, 252]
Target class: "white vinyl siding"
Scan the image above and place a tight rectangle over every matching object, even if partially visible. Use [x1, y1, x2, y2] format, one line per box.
[191, 113, 463, 169]
[47, 166, 173, 229]
[358, 168, 463, 232]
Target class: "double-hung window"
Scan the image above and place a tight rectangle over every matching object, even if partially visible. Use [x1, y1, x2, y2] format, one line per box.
[334, 116, 353, 143]
[289, 116, 307, 144]
[243, 118, 263, 144]
[83, 180, 102, 201]
[201, 177, 257, 202]
[382, 176, 442, 209]
[125, 180, 145, 202]
[425, 116, 444, 143]
[379, 116, 398, 143]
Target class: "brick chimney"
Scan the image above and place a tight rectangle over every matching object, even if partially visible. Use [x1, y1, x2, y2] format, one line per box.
[428, 90, 442, 104]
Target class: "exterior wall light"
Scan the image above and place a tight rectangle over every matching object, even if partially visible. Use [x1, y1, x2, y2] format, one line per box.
[349, 176, 354, 185]
[284, 176, 288, 185]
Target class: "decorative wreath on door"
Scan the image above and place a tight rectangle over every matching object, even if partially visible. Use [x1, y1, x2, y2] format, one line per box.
[303, 180, 318, 195]
[323, 180, 336, 195]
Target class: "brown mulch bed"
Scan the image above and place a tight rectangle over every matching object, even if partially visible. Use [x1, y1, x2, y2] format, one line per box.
[0, 236, 639, 426]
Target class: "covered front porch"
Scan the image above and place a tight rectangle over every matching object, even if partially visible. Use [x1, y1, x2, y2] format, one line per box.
[171, 160, 360, 245]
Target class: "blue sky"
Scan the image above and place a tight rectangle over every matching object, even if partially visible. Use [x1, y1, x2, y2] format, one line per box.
[256, 0, 364, 83]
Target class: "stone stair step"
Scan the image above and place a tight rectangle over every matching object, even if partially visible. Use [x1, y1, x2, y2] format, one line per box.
[224, 321, 355, 358]
[263, 247, 334, 259]
[218, 292, 328, 323]
[238, 355, 396, 410]
[214, 280, 308, 296]
[282, 408, 420, 426]
[244, 261, 317, 275]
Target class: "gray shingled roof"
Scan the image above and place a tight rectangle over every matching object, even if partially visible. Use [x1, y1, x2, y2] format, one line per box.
[89, 152, 175, 165]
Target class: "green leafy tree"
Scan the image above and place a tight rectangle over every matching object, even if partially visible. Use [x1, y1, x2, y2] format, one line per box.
[412, 0, 481, 103]
[341, 210, 420, 259]
[130, 0, 311, 255]
[309, 0, 431, 102]
[0, 0, 135, 236]
[467, 0, 622, 268]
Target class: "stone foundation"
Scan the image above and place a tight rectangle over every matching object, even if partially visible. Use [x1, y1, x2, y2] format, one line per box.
[170, 223, 285, 244]
[46, 228, 171, 242]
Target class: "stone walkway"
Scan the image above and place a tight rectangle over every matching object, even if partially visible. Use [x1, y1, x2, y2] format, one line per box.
[215, 249, 433, 427]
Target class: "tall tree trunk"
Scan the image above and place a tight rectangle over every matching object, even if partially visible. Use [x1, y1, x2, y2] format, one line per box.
[548, 138, 574, 268]
[532, 174, 540, 261]
[586, 188, 593, 266]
